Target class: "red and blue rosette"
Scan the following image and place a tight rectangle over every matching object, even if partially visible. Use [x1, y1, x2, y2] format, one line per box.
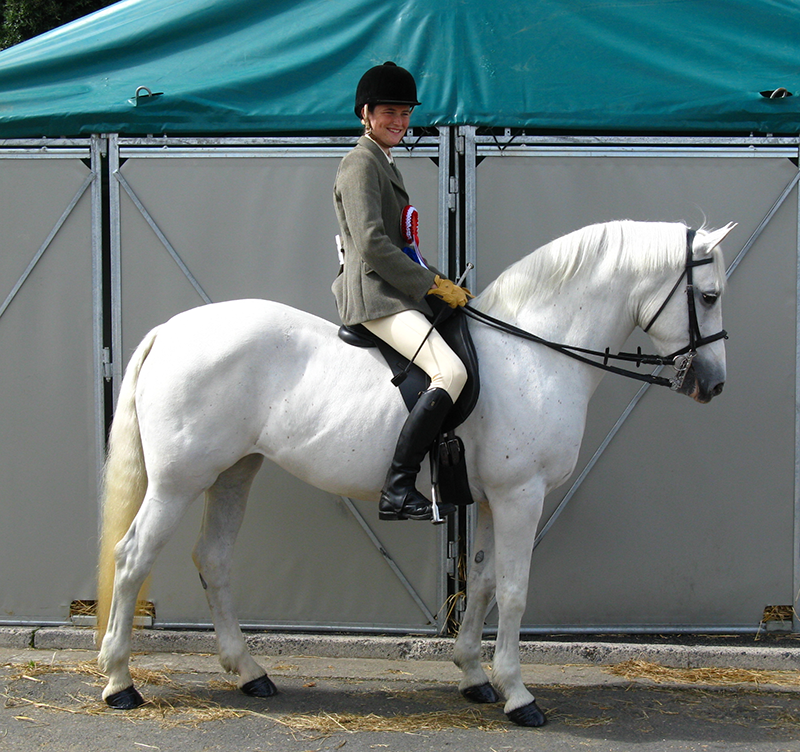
[400, 205, 428, 268]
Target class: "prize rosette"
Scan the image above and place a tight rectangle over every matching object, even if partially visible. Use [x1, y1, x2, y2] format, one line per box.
[400, 205, 427, 267]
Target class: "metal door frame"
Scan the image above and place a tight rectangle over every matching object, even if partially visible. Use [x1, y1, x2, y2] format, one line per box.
[3, 130, 799, 632]
[455, 127, 800, 633]
[104, 129, 800, 634]
[0, 136, 106, 483]
[0, 137, 105, 625]
[105, 131, 453, 633]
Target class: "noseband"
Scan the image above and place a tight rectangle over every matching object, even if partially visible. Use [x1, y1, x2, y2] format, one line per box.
[462, 228, 728, 390]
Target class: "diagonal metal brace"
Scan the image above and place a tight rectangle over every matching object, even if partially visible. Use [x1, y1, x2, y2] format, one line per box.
[0, 173, 94, 321]
[338, 496, 439, 628]
[113, 168, 212, 305]
[532, 165, 800, 553]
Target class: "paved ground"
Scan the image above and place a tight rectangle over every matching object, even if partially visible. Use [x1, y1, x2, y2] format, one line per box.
[2, 628, 800, 751]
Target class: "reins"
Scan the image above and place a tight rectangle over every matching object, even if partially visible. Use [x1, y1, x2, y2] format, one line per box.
[462, 229, 728, 391]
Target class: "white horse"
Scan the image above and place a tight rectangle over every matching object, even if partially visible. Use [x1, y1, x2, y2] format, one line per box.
[96, 220, 733, 727]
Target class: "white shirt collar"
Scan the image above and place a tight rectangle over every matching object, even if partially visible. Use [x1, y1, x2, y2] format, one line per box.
[366, 134, 394, 163]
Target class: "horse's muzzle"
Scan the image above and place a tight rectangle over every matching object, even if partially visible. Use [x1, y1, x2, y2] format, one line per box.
[681, 367, 725, 403]
[694, 381, 725, 403]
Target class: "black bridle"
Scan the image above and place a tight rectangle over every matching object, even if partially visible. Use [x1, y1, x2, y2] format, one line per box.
[462, 229, 728, 390]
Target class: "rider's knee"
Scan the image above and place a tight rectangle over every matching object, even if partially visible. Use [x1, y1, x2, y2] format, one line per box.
[443, 359, 468, 402]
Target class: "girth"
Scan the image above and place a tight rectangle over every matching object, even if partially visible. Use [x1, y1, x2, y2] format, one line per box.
[338, 303, 480, 433]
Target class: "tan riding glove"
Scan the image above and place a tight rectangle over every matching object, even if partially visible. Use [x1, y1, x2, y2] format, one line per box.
[427, 275, 474, 308]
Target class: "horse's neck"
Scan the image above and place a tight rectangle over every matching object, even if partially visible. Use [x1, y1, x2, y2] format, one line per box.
[517, 271, 636, 353]
[475, 269, 639, 396]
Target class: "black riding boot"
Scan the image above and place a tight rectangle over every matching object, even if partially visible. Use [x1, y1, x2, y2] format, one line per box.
[379, 387, 457, 521]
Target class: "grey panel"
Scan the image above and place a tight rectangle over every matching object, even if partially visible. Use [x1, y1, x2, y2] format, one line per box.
[115, 150, 447, 629]
[475, 153, 797, 630]
[6, 137, 791, 633]
[0, 156, 98, 622]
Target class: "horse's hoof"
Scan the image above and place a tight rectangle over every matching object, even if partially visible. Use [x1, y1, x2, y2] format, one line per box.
[506, 699, 547, 727]
[105, 685, 145, 709]
[241, 674, 278, 698]
[461, 682, 501, 704]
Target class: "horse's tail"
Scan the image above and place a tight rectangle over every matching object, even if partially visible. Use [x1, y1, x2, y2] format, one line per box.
[96, 328, 159, 643]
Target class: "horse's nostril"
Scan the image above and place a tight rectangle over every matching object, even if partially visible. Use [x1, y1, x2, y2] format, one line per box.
[712, 382, 724, 397]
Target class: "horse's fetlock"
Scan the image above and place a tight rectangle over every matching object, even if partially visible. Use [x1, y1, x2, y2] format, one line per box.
[219, 655, 239, 674]
[97, 644, 120, 675]
[453, 641, 478, 669]
[452, 652, 469, 672]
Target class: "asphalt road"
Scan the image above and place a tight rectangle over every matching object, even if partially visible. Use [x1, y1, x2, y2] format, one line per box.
[2, 646, 800, 752]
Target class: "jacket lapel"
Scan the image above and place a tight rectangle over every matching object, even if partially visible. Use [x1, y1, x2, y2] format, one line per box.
[357, 136, 408, 197]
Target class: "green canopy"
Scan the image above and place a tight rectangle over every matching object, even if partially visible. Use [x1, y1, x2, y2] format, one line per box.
[0, 0, 798, 137]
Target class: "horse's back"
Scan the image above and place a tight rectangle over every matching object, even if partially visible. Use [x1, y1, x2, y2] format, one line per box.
[157, 298, 335, 347]
[138, 300, 335, 383]
[132, 299, 404, 500]
[136, 299, 350, 415]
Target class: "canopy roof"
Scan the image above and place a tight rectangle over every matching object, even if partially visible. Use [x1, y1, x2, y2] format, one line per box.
[0, 0, 798, 138]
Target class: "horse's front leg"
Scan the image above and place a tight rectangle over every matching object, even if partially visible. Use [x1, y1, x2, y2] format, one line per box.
[193, 454, 277, 698]
[490, 493, 547, 727]
[454, 501, 501, 704]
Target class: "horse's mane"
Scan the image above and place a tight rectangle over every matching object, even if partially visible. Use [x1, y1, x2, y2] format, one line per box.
[474, 220, 725, 317]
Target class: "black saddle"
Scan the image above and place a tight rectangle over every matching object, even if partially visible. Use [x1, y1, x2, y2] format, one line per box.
[337, 302, 480, 434]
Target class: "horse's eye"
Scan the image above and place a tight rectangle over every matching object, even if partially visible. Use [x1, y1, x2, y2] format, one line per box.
[701, 292, 718, 306]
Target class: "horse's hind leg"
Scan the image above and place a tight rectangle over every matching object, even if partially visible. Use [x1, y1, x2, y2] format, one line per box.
[453, 501, 500, 704]
[99, 488, 194, 707]
[192, 454, 277, 697]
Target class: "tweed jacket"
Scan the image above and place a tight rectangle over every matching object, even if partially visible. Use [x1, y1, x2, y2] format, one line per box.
[332, 136, 440, 327]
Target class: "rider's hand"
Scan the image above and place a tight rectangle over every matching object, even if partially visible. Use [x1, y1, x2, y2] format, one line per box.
[427, 275, 474, 308]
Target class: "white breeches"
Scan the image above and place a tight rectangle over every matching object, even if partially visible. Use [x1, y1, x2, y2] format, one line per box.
[362, 309, 468, 402]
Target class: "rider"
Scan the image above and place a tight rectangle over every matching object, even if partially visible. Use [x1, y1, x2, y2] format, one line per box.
[332, 61, 471, 522]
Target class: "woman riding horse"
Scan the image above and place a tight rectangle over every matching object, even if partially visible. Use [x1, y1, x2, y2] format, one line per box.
[332, 61, 472, 522]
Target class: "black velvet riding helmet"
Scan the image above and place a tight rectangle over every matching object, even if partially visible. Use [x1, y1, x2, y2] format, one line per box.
[354, 61, 421, 118]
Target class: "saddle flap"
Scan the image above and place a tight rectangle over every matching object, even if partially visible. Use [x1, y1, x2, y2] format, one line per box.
[438, 307, 480, 433]
[338, 305, 480, 431]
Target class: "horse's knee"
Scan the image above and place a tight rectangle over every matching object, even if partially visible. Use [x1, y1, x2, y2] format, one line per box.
[466, 567, 494, 602]
[191, 541, 212, 574]
[495, 583, 528, 617]
[192, 543, 232, 587]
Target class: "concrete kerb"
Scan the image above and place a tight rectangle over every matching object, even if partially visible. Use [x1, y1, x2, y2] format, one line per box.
[2, 626, 800, 672]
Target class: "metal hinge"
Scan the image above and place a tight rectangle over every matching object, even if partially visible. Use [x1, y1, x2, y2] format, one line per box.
[446, 540, 457, 576]
[94, 134, 109, 157]
[102, 347, 113, 381]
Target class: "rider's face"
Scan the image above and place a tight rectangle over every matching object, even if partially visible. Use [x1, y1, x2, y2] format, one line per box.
[367, 104, 412, 150]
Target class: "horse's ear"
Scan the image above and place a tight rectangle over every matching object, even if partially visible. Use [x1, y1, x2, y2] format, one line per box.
[695, 222, 737, 255]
